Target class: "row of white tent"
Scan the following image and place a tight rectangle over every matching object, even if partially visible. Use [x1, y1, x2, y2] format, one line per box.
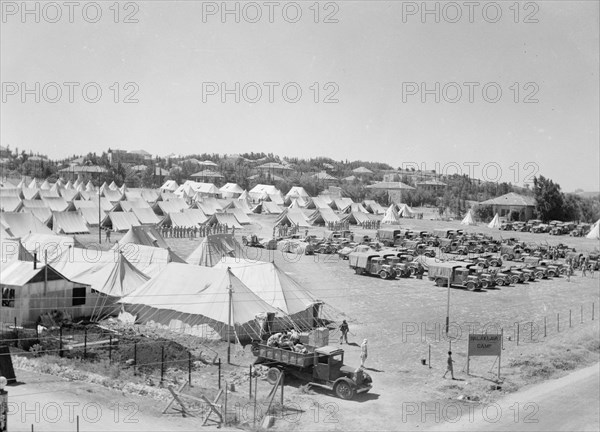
[0, 227, 324, 340]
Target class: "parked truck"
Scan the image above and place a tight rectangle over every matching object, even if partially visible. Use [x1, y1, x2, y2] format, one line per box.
[348, 252, 394, 279]
[251, 343, 373, 400]
[427, 262, 482, 291]
[376, 228, 403, 247]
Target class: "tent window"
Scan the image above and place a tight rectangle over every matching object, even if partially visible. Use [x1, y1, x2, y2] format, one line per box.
[2, 287, 15, 307]
[72, 287, 86, 306]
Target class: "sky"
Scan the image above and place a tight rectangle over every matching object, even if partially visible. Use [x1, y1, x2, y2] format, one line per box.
[1, 1, 599, 191]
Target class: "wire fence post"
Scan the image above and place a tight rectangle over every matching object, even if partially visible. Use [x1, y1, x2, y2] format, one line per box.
[160, 345, 165, 386]
[224, 381, 228, 427]
[59, 326, 64, 358]
[249, 365, 252, 398]
[83, 327, 88, 359]
[188, 351, 192, 387]
[569, 309, 572, 328]
[530, 322, 533, 342]
[544, 316, 547, 338]
[218, 358, 222, 390]
[14, 317, 18, 348]
[109, 335, 112, 364]
[133, 342, 137, 375]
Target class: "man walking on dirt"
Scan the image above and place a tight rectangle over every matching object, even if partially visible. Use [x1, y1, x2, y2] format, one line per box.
[360, 339, 368, 367]
[443, 351, 455, 379]
[339, 320, 349, 344]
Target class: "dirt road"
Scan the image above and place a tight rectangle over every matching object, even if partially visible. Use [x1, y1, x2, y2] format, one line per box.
[426, 363, 600, 431]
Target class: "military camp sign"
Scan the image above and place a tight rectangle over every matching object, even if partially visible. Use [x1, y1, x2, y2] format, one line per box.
[467, 332, 503, 379]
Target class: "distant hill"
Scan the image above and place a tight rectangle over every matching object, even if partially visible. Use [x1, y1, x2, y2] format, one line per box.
[572, 191, 600, 199]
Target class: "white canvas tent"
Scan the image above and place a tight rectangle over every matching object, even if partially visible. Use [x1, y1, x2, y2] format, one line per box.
[381, 205, 400, 225]
[186, 234, 242, 267]
[587, 220, 600, 239]
[488, 213, 501, 229]
[119, 263, 281, 340]
[52, 212, 90, 234]
[460, 210, 476, 226]
[214, 258, 322, 328]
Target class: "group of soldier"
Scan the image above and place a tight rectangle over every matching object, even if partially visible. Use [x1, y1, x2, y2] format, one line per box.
[359, 220, 381, 230]
[158, 223, 233, 238]
[273, 224, 300, 238]
[326, 221, 351, 231]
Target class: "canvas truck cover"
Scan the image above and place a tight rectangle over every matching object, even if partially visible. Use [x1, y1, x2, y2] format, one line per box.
[433, 228, 454, 238]
[377, 228, 400, 241]
[427, 262, 462, 279]
[348, 252, 381, 268]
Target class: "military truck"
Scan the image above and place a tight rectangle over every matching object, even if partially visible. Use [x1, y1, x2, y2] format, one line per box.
[348, 252, 394, 279]
[252, 343, 373, 400]
[376, 227, 403, 247]
[427, 262, 482, 291]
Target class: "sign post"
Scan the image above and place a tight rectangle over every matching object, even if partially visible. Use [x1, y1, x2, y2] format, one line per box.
[467, 332, 502, 380]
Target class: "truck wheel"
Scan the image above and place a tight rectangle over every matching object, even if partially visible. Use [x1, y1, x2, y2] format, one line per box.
[502, 254, 509, 261]
[355, 268, 363, 275]
[480, 280, 489, 289]
[510, 276, 520, 285]
[379, 271, 388, 279]
[495, 278, 504, 286]
[436, 278, 445, 287]
[266, 367, 281, 385]
[548, 270, 556, 277]
[466, 282, 476, 291]
[535, 271, 544, 279]
[334, 380, 356, 400]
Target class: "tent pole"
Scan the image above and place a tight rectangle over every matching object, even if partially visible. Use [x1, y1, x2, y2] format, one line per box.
[98, 188, 101, 244]
[227, 269, 232, 365]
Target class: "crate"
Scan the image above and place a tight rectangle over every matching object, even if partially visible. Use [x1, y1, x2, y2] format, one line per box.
[308, 327, 329, 348]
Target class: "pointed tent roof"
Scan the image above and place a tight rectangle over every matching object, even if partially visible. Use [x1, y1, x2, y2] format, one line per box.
[85, 180, 95, 191]
[275, 208, 311, 228]
[488, 213, 501, 229]
[50, 248, 149, 298]
[118, 225, 170, 249]
[160, 180, 179, 192]
[113, 243, 185, 278]
[186, 234, 242, 267]
[119, 263, 280, 330]
[0, 237, 34, 263]
[52, 211, 90, 234]
[28, 178, 39, 188]
[460, 210, 476, 225]
[587, 219, 599, 239]
[381, 204, 400, 225]
[285, 186, 310, 199]
[214, 259, 319, 315]
[16, 179, 26, 189]
[109, 181, 118, 190]
[64, 180, 74, 190]
[0, 212, 54, 237]
[39, 179, 51, 190]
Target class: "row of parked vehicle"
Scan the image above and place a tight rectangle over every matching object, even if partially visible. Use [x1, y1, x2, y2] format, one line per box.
[344, 225, 600, 291]
[500, 220, 591, 236]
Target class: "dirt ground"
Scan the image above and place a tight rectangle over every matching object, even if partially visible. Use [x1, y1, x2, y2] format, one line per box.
[14, 215, 600, 431]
